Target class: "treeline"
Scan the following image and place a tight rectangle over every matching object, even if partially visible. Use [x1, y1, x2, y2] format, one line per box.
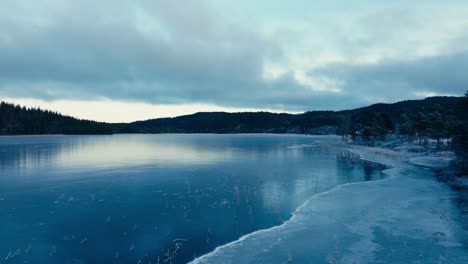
[133, 96, 461, 135]
[338, 103, 461, 147]
[337, 92, 468, 172]
[132, 111, 342, 134]
[0, 101, 136, 135]
[1, 96, 462, 137]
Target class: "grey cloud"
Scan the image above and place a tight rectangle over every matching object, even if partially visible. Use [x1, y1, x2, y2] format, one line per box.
[0, 0, 310, 109]
[312, 50, 468, 102]
[1, 0, 465, 112]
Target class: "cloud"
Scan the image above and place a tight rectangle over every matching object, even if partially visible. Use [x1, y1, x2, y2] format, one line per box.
[0, 0, 295, 106]
[0, 0, 467, 117]
[312, 50, 468, 102]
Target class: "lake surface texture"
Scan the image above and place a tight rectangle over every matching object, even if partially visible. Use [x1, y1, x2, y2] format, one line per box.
[0, 134, 385, 263]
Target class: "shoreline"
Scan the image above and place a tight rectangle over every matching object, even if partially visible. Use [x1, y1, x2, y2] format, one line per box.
[190, 165, 391, 264]
[190, 140, 468, 263]
[0, 132, 336, 136]
[189, 141, 392, 264]
[188, 143, 395, 263]
[351, 139, 467, 188]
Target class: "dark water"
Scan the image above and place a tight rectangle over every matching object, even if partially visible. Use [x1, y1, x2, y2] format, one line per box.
[0, 134, 385, 264]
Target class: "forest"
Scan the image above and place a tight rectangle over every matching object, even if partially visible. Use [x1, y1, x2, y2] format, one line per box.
[0, 102, 135, 135]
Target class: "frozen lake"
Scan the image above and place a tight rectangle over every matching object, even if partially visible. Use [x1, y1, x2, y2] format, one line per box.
[1, 134, 465, 263]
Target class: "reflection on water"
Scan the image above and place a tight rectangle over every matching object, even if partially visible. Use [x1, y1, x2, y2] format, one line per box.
[0, 135, 231, 172]
[0, 134, 385, 264]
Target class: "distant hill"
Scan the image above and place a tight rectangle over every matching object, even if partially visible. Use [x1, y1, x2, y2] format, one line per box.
[0, 96, 462, 135]
[341, 96, 461, 118]
[132, 96, 462, 134]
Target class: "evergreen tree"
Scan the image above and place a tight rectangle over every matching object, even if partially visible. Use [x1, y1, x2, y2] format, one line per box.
[337, 114, 355, 140]
[399, 113, 415, 140]
[360, 112, 391, 143]
[413, 111, 430, 144]
[427, 109, 448, 149]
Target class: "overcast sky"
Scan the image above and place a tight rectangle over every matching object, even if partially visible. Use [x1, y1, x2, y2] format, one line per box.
[1, 0, 467, 122]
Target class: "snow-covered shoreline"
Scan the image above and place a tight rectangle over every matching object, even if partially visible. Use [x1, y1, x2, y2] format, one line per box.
[190, 140, 468, 264]
[350, 138, 468, 191]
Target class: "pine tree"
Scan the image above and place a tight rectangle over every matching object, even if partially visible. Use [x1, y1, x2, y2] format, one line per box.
[428, 109, 448, 149]
[413, 111, 430, 144]
[360, 112, 390, 143]
[399, 113, 415, 140]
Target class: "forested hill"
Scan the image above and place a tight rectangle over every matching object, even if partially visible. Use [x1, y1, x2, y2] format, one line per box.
[132, 96, 462, 134]
[0, 102, 133, 135]
[0, 96, 463, 135]
[340, 96, 460, 118]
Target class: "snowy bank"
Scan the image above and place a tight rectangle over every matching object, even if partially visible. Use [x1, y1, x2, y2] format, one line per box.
[350, 137, 457, 171]
[409, 151, 456, 170]
[352, 139, 467, 190]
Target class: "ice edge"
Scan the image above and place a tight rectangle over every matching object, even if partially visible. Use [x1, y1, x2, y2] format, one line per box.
[189, 145, 396, 264]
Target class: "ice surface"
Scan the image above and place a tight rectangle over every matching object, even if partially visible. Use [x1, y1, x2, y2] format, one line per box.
[190, 146, 468, 264]
[0, 135, 388, 264]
